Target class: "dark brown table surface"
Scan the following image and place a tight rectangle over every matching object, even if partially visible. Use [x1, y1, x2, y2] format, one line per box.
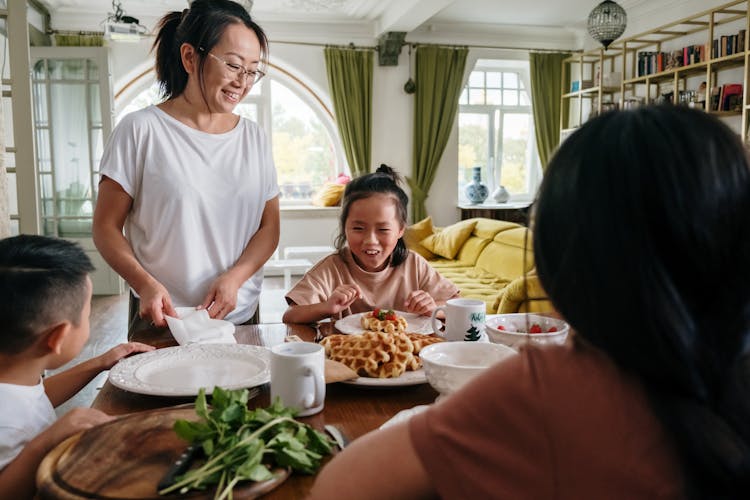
[91, 322, 438, 499]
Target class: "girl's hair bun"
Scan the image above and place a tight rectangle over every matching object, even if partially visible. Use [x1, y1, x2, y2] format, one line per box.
[376, 164, 401, 184]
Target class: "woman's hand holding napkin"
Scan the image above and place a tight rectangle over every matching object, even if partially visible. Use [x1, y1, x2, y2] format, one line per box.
[165, 307, 236, 345]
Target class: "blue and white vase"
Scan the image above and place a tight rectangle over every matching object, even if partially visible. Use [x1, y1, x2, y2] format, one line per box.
[465, 166, 489, 204]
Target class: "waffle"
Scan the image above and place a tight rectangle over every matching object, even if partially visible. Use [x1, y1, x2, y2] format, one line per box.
[403, 333, 444, 369]
[381, 330, 420, 375]
[320, 330, 417, 378]
[405, 333, 444, 354]
[360, 311, 408, 333]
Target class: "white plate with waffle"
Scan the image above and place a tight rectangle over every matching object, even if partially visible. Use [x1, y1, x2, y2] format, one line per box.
[335, 311, 433, 335]
[321, 330, 444, 387]
[341, 368, 427, 387]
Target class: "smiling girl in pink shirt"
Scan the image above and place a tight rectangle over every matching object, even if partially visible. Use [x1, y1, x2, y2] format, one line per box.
[283, 165, 459, 324]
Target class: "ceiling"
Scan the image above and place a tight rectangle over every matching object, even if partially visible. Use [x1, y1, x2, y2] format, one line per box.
[37, 0, 685, 48]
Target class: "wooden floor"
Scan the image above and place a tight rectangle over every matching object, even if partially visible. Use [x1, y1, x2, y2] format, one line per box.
[49, 276, 289, 416]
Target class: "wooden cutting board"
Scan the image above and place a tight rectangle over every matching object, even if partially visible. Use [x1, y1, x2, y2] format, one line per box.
[36, 407, 289, 499]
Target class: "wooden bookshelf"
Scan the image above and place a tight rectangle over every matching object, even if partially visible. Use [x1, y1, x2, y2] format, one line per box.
[561, 0, 750, 141]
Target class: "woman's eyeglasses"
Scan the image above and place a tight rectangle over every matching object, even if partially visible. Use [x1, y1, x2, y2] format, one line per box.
[205, 52, 265, 85]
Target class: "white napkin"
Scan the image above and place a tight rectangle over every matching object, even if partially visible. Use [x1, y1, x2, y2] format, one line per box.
[165, 307, 236, 345]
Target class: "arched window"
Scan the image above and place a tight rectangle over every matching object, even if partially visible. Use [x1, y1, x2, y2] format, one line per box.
[116, 64, 348, 204]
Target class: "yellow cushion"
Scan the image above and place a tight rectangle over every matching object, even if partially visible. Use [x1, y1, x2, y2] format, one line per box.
[453, 235, 492, 265]
[404, 216, 437, 260]
[471, 218, 520, 239]
[497, 274, 553, 314]
[475, 227, 534, 278]
[312, 183, 345, 207]
[420, 220, 477, 260]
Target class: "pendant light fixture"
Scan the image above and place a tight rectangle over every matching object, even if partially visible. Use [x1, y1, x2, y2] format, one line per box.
[587, 0, 627, 50]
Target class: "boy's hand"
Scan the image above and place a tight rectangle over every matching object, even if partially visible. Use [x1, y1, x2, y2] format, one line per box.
[404, 291, 436, 316]
[325, 284, 361, 315]
[96, 342, 155, 371]
[42, 408, 113, 446]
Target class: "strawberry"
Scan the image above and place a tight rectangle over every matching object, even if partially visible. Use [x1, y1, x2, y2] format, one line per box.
[547, 326, 558, 333]
[497, 325, 506, 331]
[529, 323, 543, 334]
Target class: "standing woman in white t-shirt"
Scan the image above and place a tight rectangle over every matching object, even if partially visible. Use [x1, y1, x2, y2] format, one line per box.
[93, 0, 280, 338]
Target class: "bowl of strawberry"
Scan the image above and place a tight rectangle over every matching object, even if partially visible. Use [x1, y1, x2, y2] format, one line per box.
[485, 313, 569, 348]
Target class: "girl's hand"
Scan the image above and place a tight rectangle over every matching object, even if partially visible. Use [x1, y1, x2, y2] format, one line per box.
[138, 280, 177, 327]
[325, 284, 361, 315]
[95, 342, 155, 371]
[200, 271, 243, 320]
[404, 291, 436, 316]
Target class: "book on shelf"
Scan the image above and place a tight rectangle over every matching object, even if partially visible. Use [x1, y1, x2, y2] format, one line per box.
[712, 29, 747, 58]
[638, 44, 710, 76]
[664, 51, 682, 70]
[710, 84, 743, 111]
[710, 86, 721, 111]
[570, 79, 593, 91]
[722, 84, 743, 111]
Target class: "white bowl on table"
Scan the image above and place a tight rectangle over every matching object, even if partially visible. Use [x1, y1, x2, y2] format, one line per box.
[420, 342, 516, 397]
[485, 313, 569, 349]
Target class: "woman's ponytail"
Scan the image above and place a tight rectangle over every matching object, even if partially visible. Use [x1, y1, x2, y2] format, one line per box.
[152, 11, 185, 100]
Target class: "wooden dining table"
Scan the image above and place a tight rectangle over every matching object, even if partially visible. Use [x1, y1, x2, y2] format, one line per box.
[87, 321, 438, 499]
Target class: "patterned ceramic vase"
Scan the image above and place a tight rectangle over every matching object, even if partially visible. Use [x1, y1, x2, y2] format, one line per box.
[465, 166, 489, 204]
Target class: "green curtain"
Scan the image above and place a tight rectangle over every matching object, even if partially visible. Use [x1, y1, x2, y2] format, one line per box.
[529, 52, 570, 171]
[324, 47, 373, 177]
[54, 34, 104, 47]
[408, 46, 468, 222]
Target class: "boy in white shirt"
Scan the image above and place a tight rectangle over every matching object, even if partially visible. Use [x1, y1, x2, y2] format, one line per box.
[0, 235, 153, 497]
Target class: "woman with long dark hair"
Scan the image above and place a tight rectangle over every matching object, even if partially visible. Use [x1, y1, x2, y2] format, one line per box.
[311, 106, 750, 498]
[93, 0, 279, 337]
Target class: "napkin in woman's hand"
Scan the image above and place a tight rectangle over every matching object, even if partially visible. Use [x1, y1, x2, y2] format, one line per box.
[165, 307, 236, 345]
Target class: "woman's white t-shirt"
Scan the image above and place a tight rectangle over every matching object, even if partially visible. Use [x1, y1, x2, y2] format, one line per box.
[100, 106, 279, 323]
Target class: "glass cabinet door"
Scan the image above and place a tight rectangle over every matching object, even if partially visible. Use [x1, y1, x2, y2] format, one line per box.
[32, 53, 104, 237]
[30, 47, 122, 294]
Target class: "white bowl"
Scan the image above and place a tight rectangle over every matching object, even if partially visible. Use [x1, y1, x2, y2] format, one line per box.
[420, 342, 516, 396]
[485, 313, 569, 349]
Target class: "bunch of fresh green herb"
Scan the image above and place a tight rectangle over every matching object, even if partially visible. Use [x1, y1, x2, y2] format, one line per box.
[158, 387, 335, 500]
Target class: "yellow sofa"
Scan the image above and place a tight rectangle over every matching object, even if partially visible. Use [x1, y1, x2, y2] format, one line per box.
[405, 217, 552, 314]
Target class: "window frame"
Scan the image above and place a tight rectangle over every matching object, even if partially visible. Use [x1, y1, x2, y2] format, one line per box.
[260, 65, 348, 206]
[458, 60, 541, 204]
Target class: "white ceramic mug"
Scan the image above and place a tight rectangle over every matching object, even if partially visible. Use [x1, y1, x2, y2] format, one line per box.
[431, 298, 486, 342]
[270, 342, 325, 416]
